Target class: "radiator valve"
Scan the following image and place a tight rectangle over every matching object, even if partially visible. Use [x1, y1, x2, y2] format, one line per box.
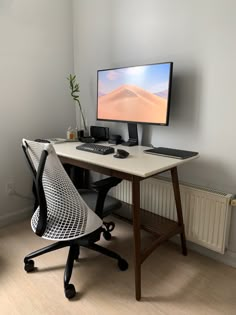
[230, 199, 236, 206]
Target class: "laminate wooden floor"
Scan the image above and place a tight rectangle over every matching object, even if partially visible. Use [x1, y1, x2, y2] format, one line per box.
[0, 216, 236, 315]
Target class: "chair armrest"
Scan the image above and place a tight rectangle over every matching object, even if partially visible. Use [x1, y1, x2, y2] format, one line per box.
[90, 177, 122, 217]
[91, 177, 122, 193]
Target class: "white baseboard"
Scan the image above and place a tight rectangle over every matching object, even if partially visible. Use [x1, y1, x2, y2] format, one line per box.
[0, 206, 32, 228]
[171, 235, 236, 268]
[223, 250, 236, 268]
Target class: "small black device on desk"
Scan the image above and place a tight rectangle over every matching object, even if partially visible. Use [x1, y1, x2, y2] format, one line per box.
[79, 126, 109, 143]
[90, 126, 109, 141]
[35, 139, 50, 143]
[144, 147, 198, 159]
[76, 143, 114, 155]
[108, 134, 122, 145]
[114, 149, 129, 159]
[79, 136, 96, 143]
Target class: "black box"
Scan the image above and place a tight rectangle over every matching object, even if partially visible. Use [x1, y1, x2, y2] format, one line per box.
[108, 135, 122, 145]
[90, 126, 109, 141]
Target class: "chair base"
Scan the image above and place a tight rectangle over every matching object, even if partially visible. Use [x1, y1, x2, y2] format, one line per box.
[24, 237, 128, 299]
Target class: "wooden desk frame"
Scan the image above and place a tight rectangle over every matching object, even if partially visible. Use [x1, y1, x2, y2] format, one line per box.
[59, 155, 187, 301]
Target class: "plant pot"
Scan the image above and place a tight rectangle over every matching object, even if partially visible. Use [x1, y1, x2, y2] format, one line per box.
[77, 129, 89, 139]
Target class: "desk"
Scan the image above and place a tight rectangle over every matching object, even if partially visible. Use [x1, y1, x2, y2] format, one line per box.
[54, 142, 199, 300]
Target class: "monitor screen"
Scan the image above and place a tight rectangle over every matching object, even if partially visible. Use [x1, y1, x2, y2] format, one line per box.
[97, 62, 173, 125]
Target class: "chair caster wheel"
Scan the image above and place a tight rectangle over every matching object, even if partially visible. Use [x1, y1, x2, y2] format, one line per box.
[65, 283, 76, 299]
[103, 231, 112, 241]
[107, 221, 115, 232]
[24, 260, 35, 272]
[118, 259, 128, 271]
[104, 221, 115, 232]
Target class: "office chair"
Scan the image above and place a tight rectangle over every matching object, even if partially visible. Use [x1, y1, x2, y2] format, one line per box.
[22, 139, 128, 299]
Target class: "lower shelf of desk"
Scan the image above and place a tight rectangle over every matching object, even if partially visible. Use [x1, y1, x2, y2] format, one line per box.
[116, 206, 184, 264]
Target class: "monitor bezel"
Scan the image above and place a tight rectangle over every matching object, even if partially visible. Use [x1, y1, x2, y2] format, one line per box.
[96, 61, 173, 126]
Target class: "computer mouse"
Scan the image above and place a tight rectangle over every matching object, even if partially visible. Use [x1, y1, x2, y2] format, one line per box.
[114, 149, 129, 159]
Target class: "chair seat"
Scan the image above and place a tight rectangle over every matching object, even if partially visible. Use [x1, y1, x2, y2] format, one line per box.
[31, 206, 102, 241]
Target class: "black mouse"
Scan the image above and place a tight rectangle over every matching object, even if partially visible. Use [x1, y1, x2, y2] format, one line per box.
[114, 149, 129, 159]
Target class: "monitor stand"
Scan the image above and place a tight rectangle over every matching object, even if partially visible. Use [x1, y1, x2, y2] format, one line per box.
[122, 123, 138, 146]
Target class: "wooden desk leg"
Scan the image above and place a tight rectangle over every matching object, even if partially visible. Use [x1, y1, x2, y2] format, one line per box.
[171, 167, 187, 256]
[132, 177, 141, 301]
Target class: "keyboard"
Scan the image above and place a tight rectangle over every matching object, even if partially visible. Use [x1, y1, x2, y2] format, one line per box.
[76, 143, 115, 155]
[144, 147, 198, 159]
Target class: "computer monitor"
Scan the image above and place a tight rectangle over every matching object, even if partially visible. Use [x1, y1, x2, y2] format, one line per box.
[97, 62, 173, 146]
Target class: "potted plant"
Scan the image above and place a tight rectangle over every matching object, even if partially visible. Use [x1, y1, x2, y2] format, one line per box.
[67, 74, 88, 136]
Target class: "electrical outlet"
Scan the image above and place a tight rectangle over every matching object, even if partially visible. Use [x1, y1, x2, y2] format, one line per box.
[6, 182, 16, 195]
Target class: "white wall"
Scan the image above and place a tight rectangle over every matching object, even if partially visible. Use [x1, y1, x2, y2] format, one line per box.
[73, 0, 236, 255]
[72, 0, 112, 129]
[0, 0, 75, 223]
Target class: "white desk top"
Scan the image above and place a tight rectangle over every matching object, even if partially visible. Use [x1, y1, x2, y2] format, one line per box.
[54, 142, 199, 178]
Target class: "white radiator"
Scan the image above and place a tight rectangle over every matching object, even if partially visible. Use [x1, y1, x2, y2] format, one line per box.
[110, 177, 232, 254]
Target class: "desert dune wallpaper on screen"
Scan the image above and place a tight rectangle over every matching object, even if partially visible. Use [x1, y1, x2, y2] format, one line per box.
[97, 63, 172, 124]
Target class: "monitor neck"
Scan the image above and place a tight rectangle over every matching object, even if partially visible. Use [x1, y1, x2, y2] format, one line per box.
[122, 123, 138, 147]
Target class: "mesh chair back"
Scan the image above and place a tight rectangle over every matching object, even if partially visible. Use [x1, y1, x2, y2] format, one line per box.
[22, 139, 102, 241]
